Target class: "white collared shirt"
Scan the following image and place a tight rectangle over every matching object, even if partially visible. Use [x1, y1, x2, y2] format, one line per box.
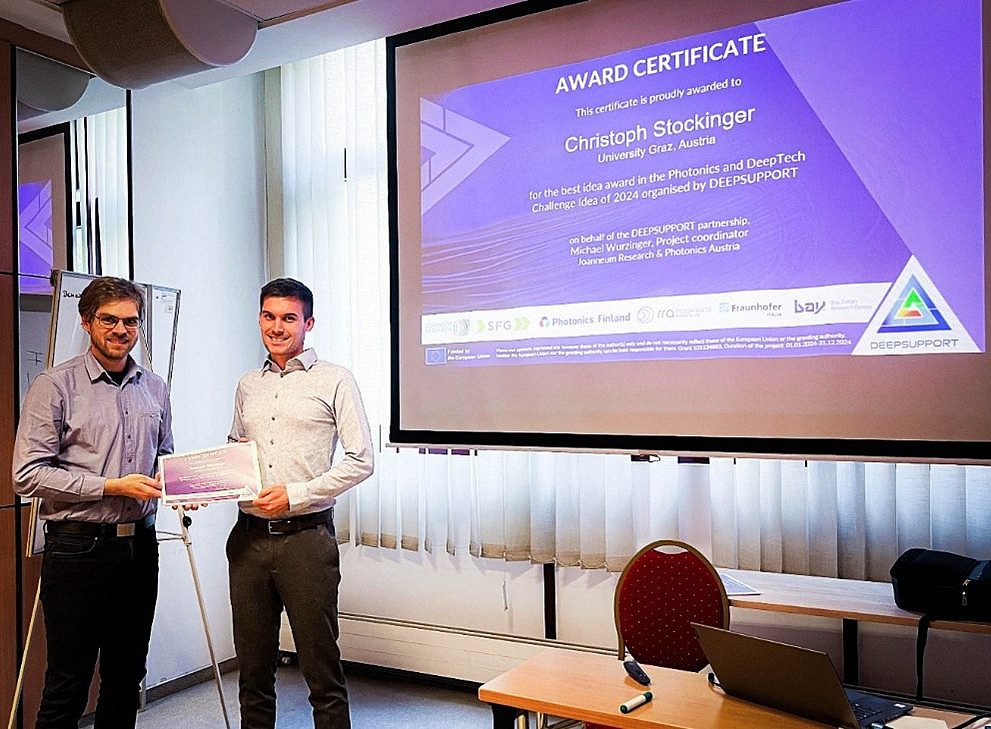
[229, 348, 374, 517]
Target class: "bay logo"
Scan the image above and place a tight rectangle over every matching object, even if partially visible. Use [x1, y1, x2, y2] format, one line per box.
[794, 300, 824, 315]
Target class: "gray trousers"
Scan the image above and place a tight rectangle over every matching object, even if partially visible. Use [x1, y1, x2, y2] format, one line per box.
[227, 516, 349, 729]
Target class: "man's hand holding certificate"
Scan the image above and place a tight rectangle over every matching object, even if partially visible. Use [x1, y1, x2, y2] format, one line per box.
[159, 441, 263, 505]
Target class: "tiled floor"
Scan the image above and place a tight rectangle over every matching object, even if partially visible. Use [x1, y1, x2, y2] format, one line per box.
[127, 665, 494, 728]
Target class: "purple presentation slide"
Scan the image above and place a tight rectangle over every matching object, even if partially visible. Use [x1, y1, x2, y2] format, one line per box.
[418, 0, 984, 367]
[19, 181, 55, 294]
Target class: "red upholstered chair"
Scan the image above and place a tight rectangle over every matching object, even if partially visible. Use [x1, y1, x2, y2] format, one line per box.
[584, 540, 730, 729]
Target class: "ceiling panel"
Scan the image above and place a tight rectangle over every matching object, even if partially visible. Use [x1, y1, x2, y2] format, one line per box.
[218, 0, 356, 25]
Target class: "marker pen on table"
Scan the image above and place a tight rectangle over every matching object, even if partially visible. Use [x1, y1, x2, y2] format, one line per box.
[619, 691, 653, 714]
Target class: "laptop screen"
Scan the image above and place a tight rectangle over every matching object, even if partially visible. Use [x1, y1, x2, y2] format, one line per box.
[692, 623, 910, 729]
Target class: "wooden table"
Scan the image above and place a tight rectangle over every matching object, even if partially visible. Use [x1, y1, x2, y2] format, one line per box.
[478, 648, 978, 729]
[723, 569, 991, 685]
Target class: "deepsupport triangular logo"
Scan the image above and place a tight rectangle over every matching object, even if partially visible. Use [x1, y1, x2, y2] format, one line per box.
[853, 256, 980, 355]
[877, 276, 949, 333]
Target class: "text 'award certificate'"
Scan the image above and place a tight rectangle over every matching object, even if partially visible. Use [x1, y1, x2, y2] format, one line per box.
[159, 441, 262, 505]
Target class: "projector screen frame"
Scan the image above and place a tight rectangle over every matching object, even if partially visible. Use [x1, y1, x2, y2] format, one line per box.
[387, 0, 991, 464]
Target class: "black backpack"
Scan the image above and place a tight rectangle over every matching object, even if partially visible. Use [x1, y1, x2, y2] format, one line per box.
[890, 548, 991, 699]
[891, 548, 991, 620]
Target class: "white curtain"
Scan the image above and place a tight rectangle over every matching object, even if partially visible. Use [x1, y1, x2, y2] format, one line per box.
[270, 40, 991, 582]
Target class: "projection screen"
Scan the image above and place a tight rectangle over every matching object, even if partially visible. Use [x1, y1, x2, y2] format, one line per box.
[388, 0, 990, 462]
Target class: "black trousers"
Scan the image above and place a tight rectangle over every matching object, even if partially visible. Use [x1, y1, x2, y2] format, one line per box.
[37, 528, 159, 729]
[227, 517, 349, 729]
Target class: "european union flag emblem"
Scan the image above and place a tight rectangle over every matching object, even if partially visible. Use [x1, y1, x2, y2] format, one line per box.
[425, 347, 448, 365]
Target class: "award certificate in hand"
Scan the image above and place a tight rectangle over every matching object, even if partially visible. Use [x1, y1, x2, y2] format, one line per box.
[159, 441, 263, 505]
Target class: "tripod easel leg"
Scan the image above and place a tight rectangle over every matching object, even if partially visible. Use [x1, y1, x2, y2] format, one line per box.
[177, 508, 232, 729]
[7, 581, 40, 729]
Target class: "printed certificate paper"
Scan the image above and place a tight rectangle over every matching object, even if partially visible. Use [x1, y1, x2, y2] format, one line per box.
[159, 441, 262, 505]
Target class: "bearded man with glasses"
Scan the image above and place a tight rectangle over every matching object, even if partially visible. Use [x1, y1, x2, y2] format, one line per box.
[13, 275, 173, 729]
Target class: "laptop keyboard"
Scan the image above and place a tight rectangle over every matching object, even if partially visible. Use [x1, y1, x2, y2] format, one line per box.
[851, 701, 881, 722]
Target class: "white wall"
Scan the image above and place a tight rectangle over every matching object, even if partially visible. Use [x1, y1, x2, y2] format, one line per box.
[129, 72, 267, 687]
[335, 547, 548, 681]
[341, 548, 543, 635]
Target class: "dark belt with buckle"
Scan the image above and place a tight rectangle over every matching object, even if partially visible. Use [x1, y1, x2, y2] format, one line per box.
[44, 513, 156, 538]
[239, 508, 332, 535]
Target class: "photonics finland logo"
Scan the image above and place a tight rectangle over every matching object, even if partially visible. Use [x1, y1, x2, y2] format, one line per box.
[877, 276, 949, 333]
[852, 256, 980, 355]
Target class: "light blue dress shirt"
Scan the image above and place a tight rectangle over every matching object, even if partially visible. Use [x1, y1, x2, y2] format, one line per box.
[13, 350, 174, 523]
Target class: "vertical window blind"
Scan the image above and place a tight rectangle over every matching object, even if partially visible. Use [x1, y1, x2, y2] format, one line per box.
[73, 106, 129, 275]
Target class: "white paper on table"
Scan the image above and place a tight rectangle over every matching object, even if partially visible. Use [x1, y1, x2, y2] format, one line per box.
[889, 717, 948, 729]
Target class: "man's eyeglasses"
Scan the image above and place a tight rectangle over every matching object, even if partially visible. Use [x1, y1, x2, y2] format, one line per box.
[93, 314, 142, 330]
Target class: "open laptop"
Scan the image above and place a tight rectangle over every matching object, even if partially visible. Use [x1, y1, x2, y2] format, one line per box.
[692, 623, 912, 729]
